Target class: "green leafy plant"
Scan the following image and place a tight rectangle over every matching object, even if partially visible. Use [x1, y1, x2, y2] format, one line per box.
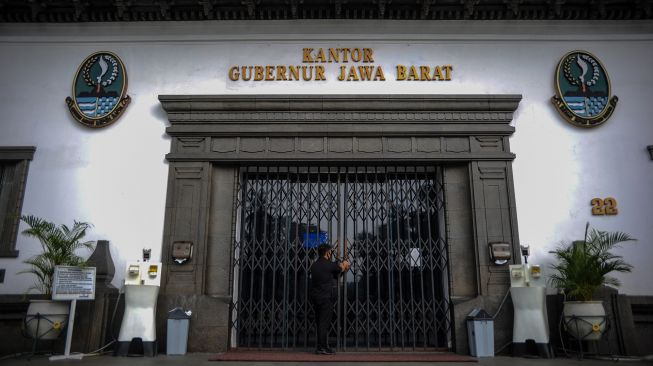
[549, 223, 635, 301]
[19, 215, 94, 296]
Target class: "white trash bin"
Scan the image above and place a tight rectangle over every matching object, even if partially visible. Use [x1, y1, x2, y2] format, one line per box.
[166, 308, 191, 355]
[466, 308, 494, 357]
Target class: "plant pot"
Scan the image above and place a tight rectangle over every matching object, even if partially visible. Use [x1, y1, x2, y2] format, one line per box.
[24, 300, 70, 340]
[562, 301, 606, 341]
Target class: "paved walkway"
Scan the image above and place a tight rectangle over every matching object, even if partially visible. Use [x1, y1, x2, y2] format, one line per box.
[1, 353, 651, 366]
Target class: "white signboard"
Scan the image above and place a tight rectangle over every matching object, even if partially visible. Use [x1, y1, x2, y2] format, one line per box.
[52, 266, 96, 301]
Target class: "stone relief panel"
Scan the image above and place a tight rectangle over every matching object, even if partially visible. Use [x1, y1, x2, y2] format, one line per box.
[357, 138, 383, 153]
[174, 166, 204, 179]
[177, 137, 206, 153]
[299, 138, 324, 153]
[385, 138, 411, 153]
[269, 138, 295, 153]
[212, 138, 237, 153]
[416, 137, 441, 153]
[478, 165, 507, 180]
[190, 135, 512, 161]
[241, 138, 266, 153]
[328, 138, 353, 153]
[472, 137, 504, 152]
[445, 137, 470, 153]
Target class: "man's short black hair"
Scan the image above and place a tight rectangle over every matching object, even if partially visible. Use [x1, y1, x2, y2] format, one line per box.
[317, 244, 333, 257]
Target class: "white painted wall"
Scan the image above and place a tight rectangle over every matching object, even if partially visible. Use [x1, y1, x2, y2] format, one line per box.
[1, 21, 652, 295]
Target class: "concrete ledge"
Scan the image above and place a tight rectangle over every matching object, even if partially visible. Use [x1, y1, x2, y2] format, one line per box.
[159, 94, 522, 113]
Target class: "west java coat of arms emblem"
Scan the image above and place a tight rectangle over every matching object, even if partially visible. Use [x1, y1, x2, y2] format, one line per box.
[66, 51, 130, 128]
[551, 50, 617, 128]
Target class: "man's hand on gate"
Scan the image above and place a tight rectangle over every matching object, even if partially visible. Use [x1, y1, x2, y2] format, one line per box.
[339, 260, 350, 272]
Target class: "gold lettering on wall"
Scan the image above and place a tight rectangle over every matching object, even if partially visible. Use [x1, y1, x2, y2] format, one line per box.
[229, 47, 451, 82]
[591, 197, 619, 216]
[396, 65, 453, 81]
[338, 66, 386, 81]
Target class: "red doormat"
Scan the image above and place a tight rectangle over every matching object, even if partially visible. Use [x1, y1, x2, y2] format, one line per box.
[209, 350, 477, 362]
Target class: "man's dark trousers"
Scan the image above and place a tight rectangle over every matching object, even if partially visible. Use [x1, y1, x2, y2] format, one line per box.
[310, 256, 341, 351]
[313, 298, 335, 350]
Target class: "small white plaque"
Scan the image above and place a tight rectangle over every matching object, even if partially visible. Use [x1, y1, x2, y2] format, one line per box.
[52, 266, 96, 301]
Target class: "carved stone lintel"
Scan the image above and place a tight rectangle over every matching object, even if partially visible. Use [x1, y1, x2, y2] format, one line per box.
[166, 111, 513, 123]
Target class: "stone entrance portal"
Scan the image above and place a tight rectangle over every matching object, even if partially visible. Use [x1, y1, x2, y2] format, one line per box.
[157, 95, 522, 354]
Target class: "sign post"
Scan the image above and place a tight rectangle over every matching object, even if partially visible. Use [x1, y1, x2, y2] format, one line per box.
[49, 266, 96, 361]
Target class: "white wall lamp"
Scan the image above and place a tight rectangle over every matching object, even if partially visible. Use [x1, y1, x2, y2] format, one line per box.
[648, 145, 653, 160]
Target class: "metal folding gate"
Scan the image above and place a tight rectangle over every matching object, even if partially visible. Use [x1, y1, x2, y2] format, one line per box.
[230, 166, 451, 351]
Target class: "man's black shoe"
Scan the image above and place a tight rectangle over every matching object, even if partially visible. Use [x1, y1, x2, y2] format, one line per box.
[323, 348, 336, 355]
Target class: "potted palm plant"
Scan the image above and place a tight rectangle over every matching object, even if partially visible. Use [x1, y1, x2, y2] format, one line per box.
[19, 215, 94, 340]
[549, 223, 635, 341]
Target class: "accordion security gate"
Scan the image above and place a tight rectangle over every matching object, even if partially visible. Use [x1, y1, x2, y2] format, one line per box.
[230, 166, 451, 351]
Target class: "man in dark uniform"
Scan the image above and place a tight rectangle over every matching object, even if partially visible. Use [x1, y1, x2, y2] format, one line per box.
[309, 244, 350, 355]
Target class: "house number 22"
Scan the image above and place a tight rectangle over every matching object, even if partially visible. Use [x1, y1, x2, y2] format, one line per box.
[591, 197, 618, 215]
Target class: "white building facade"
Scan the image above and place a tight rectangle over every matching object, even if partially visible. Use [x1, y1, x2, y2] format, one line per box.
[1, 15, 652, 353]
